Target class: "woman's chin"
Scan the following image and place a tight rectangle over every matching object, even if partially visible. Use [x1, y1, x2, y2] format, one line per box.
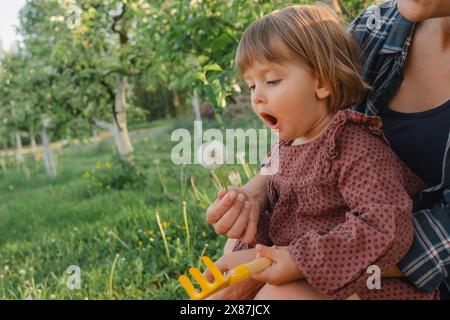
[397, 0, 435, 21]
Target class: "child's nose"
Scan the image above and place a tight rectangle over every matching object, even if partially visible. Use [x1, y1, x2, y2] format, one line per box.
[251, 87, 266, 105]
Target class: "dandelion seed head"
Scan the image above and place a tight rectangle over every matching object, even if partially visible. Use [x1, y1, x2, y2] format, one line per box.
[197, 141, 227, 169]
[228, 171, 242, 187]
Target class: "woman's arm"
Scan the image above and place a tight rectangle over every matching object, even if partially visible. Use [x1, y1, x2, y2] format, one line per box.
[396, 188, 450, 292]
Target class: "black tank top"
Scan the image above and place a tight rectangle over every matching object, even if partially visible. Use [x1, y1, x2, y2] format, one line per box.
[380, 99, 450, 187]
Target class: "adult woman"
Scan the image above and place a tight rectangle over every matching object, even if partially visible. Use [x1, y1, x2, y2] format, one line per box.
[205, 0, 450, 299]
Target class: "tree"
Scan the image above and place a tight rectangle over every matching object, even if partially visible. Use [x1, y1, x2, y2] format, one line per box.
[16, 0, 157, 163]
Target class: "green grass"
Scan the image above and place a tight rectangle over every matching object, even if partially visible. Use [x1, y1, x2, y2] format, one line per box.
[0, 110, 266, 300]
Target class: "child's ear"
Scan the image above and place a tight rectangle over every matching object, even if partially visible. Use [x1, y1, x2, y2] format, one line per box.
[314, 77, 331, 100]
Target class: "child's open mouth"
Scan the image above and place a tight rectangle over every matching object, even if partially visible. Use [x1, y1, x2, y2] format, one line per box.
[261, 112, 279, 129]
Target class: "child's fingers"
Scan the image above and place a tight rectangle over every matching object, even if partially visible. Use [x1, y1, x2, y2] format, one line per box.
[250, 245, 278, 283]
[227, 186, 238, 193]
[250, 268, 270, 282]
[212, 193, 246, 235]
[208, 189, 227, 211]
[250, 264, 275, 283]
[217, 189, 227, 200]
[250, 268, 279, 285]
[240, 202, 259, 244]
[205, 190, 238, 224]
[256, 244, 279, 260]
[226, 201, 250, 239]
[211, 189, 227, 207]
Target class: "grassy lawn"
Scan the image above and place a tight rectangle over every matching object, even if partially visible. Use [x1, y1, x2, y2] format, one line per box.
[0, 111, 267, 300]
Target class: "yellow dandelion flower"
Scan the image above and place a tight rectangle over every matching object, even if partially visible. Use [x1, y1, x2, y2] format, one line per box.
[105, 161, 112, 169]
[96, 161, 102, 169]
[161, 221, 169, 229]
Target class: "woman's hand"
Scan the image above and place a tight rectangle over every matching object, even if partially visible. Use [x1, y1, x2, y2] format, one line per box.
[251, 244, 304, 286]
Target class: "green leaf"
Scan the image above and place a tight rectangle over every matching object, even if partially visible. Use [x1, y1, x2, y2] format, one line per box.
[203, 64, 223, 73]
[192, 72, 207, 84]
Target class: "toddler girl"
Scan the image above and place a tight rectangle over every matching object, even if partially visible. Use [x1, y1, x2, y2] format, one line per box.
[206, 4, 439, 300]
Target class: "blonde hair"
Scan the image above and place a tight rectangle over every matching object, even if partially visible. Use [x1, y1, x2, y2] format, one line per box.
[235, 4, 370, 112]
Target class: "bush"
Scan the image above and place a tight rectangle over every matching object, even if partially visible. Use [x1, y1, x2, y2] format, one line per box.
[83, 157, 147, 194]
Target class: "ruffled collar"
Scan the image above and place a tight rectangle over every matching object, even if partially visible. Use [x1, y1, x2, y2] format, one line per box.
[280, 108, 388, 149]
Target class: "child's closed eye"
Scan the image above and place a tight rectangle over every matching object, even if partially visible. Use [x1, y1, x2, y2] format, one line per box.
[267, 80, 281, 86]
[248, 80, 281, 91]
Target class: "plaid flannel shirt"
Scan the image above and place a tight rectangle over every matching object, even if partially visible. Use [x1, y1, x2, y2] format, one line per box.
[348, 0, 450, 292]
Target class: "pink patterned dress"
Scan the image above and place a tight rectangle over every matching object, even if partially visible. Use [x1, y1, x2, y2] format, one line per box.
[234, 109, 439, 300]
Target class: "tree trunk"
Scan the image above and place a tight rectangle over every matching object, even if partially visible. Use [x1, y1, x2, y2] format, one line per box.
[0, 158, 5, 173]
[30, 129, 38, 162]
[114, 74, 134, 162]
[192, 89, 202, 134]
[94, 75, 134, 163]
[106, 10, 134, 163]
[15, 132, 24, 163]
[40, 127, 57, 177]
[1, 140, 9, 172]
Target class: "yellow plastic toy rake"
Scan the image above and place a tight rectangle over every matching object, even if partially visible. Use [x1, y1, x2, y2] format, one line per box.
[178, 256, 272, 300]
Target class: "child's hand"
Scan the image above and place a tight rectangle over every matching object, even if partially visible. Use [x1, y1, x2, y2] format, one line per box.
[251, 244, 304, 286]
[205, 187, 260, 244]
